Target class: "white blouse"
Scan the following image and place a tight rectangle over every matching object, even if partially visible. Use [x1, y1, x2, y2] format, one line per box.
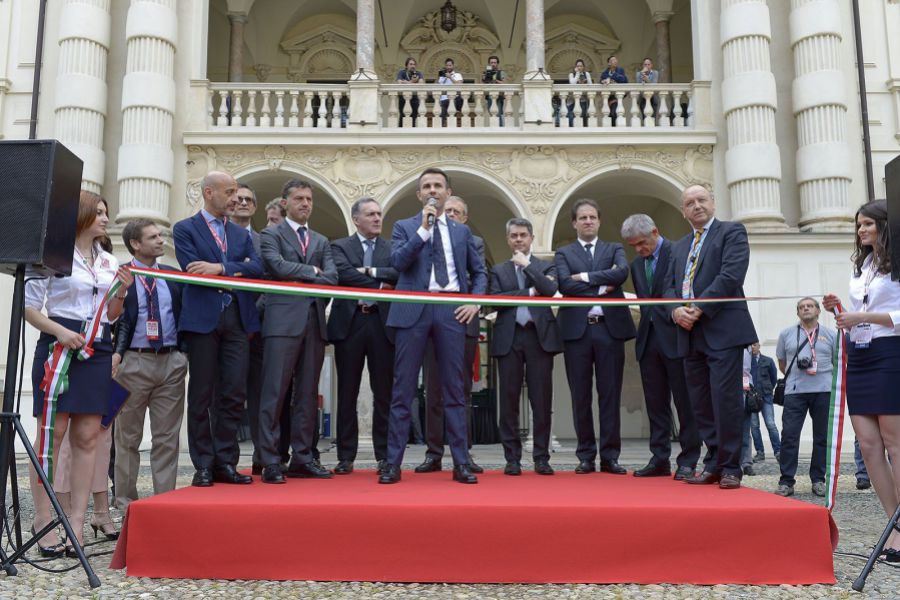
[848, 255, 900, 339]
[25, 245, 120, 324]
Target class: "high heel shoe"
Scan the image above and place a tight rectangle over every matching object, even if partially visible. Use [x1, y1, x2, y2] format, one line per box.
[30, 524, 65, 559]
[89, 510, 119, 541]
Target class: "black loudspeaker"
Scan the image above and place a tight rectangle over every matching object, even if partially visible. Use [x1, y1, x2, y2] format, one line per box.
[0, 139, 83, 276]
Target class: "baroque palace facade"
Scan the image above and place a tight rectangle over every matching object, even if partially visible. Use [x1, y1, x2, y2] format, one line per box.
[1, 0, 899, 443]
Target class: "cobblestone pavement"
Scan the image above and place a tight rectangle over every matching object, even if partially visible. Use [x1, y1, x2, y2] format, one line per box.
[2, 444, 898, 599]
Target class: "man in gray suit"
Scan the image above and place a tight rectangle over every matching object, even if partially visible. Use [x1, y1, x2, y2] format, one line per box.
[417, 196, 486, 474]
[257, 179, 338, 483]
[636, 57, 660, 121]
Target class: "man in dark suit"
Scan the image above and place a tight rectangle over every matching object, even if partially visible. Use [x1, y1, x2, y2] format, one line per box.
[417, 196, 485, 474]
[490, 218, 562, 475]
[664, 185, 757, 489]
[379, 168, 487, 485]
[555, 199, 636, 475]
[621, 213, 701, 480]
[173, 170, 263, 487]
[257, 179, 338, 484]
[327, 197, 398, 475]
[112, 219, 185, 509]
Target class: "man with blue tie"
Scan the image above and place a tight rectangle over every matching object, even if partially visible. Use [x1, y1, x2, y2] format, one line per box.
[555, 199, 636, 475]
[173, 171, 264, 487]
[664, 185, 757, 490]
[379, 168, 487, 484]
[621, 214, 700, 480]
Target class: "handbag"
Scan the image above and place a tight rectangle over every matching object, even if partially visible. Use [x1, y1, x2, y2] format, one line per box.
[773, 335, 809, 406]
[745, 385, 763, 412]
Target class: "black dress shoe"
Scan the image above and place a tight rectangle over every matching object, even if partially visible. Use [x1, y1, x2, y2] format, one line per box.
[673, 466, 695, 481]
[285, 461, 333, 479]
[600, 460, 627, 475]
[504, 461, 522, 476]
[376, 459, 388, 475]
[192, 468, 214, 487]
[685, 471, 721, 485]
[251, 463, 263, 476]
[453, 464, 478, 484]
[213, 465, 253, 484]
[414, 457, 442, 473]
[633, 462, 671, 477]
[534, 460, 555, 475]
[575, 460, 596, 474]
[468, 458, 484, 473]
[261, 464, 286, 484]
[378, 464, 401, 484]
[334, 460, 354, 475]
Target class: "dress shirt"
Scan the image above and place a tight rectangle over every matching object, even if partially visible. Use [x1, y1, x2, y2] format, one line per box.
[568, 71, 593, 84]
[848, 255, 900, 339]
[25, 245, 119, 323]
[417, 214, 460, 292]
[285, 216, 308, 240]
[131, 259, 178, 349]
[438, 71, 463, 101]
[578, 238, 605, 317]
[245, 224, 253, 234]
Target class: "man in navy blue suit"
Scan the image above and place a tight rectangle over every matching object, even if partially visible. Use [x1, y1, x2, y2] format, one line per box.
[664, 185, 757, 490]
[379, 168, 487, 485]
[555, 199, 636, 476]
[173, 171, 264, 487]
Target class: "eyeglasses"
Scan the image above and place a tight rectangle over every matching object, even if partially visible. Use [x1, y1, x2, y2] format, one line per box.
[237, 196, 255, 204]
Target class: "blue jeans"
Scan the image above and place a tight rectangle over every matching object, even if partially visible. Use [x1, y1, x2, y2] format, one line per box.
[854, 437, 869, 481]
[750, 396, 781, 455]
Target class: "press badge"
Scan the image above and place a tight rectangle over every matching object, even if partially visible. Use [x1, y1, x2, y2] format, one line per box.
[146, 319, 160, 341]
[850, 323, 872, 349]
[806, 360, 817, 376]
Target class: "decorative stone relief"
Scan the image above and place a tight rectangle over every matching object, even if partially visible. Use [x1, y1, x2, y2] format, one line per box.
[185, 146, 219, 210]
[253, 64, 271, 82]
[399, 9, 501, 79]
[280, 24, 357, 82]
[544, 23, 620, 81]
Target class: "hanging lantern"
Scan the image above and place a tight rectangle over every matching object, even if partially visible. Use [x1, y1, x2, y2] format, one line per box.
[440, 0, 457, 33]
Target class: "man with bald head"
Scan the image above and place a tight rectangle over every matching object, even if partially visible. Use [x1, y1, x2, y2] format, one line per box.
[174, 171, 264, 487]
[663, 185, 757, 490]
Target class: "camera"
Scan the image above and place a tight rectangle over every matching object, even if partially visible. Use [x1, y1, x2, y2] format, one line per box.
[797, 356, 812, 370]
[577, 72, 587, 83]
[483, 66, 497, 83]
[407, 69, 418, 81]
[438, 69, 446, 78]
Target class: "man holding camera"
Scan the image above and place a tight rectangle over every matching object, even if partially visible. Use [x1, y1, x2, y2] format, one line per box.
[483, 55, 507, 126]
[396, 57, 424, 127]
[438, 58, 464, 125]
[774, 297, 836, 498]
[636, 57, 660, 123]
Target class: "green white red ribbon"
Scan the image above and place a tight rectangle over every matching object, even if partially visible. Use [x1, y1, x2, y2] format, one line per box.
[824, 304, 848, 512]
[36, 278, 123, 480]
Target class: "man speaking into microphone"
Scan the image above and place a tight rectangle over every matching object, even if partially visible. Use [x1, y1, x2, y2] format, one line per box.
[379, 168, 487, 484]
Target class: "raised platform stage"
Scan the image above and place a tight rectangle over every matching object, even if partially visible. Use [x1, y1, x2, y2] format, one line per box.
[110, 470, 837, 584]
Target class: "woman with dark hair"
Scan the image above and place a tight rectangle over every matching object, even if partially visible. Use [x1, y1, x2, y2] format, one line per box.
[824, 199, 900, 562]
[24, 191, 133, 557]
[565, 58, 592, 127]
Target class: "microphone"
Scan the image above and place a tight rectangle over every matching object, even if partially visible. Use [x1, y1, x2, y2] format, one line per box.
[426, 197, 437, 227]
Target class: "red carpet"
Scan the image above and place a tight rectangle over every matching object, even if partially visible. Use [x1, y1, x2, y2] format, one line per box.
[110, 470, 837, 584]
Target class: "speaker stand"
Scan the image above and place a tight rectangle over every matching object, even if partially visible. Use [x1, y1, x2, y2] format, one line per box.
[852, 502, 900, 592]
[0, 264, 100, 588]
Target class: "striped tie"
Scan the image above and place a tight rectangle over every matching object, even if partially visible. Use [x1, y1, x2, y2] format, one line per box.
[684, 228, 704, 298]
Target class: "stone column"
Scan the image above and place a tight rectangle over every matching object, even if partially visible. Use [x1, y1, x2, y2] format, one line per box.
[789, 0, 853, 231]
[351, 0, 377, 80]
[524, 0, 547, 79]
[720, 0, 787, 230]
[227, 13, 247, 82]
[115, 0, 177, 226]
[647, 0, 674, 82]
[53, 0, 112, 194]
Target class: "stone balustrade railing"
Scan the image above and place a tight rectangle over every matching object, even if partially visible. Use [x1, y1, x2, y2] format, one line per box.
[550, 83, 694, 128]
[202, 81, 699, 131]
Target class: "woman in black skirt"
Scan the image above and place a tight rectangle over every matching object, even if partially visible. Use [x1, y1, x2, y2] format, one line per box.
[824, 199, 900, 561]
[24, 191, 133, 557]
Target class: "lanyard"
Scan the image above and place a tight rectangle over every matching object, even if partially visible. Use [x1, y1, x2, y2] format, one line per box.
[75, 246, 99, 317]
[205, 217, 228, 255]
[132, 260, 158, 314]
[862, 262, 878, 310]
[798, 324, 819, 366]
[296, 226, 310, 256]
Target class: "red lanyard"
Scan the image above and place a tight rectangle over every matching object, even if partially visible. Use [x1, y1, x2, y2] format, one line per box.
[296, 226, 310, 256]
[75, 246, 99, 316]
[205, 217, 228, 254]
[132, 260, 157, 313]
[802, 325, 818, 365]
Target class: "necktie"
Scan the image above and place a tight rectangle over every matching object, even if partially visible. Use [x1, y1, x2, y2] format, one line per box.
[297, 225, 308, 256]
[683, 228, 704, 298]
[362, 240, 375, 307]
[148, 279, 163, 351]
[584, 242, 593, 264]
[644, 255, 655, 286]
[515, 265, 531, 326]
[432, 219, 450, 288]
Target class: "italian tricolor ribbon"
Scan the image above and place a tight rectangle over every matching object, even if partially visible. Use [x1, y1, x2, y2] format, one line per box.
[36, 278, 123, 480]
[824, 304, 848, 512]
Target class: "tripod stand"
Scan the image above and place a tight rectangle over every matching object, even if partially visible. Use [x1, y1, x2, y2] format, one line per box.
[0, 264, 100, 588]
[852, 502, 900, 592]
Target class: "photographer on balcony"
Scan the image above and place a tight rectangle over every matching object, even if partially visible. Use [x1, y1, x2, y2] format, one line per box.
[483, 55, 507, 126]
[565, 58, 592, 127]
[636, 57, 660, 124]
[396, 57, 424, 127]
[599, 55, 628, 126]
[438, 57, 464, 126]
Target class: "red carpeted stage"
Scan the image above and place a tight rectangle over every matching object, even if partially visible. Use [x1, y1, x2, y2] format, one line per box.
[110, 471, 837, 584]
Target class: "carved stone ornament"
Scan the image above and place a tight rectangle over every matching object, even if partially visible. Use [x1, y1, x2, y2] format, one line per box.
[544, 23, 620, 81]
[280, 24, 357, 82]
[399, 8, 501, 79]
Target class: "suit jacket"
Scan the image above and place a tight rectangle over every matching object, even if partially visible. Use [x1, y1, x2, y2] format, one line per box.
[751, 353, 777, 398]
[249, 228, 261, 256]
[173, 212, 263, 334]
[386, 212, 487, 329]
[663, 218, 758, 354]
[259, 220, 337, 338]
[113, 263, 183, 355]
[555, 239, 636, 342]
[326, 234, 398, 343]
[489, 257, 562, 356]
[466, 235, 487, 339]
[599, 66, 628, 83]
[631, 238, 680, 361]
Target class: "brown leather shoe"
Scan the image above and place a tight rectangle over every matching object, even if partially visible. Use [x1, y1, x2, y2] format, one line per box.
[684, 471, 720, 485]
[719, 474, 741, 489]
